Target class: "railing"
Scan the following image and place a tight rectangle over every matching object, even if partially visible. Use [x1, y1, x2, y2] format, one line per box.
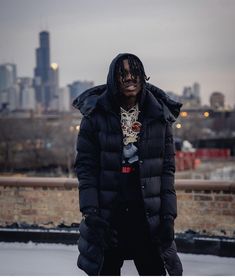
[0, 176, 234, 189]
[0, 177, 235, 237]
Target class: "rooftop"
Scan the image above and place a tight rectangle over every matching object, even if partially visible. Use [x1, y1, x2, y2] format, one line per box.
[0, 242, 235, 276]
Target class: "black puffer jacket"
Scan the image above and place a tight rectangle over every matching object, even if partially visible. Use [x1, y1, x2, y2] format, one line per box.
[73, 53, 182, 275]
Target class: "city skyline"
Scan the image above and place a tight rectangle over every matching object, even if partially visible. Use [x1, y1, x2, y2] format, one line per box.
[0, 0, 234, 106]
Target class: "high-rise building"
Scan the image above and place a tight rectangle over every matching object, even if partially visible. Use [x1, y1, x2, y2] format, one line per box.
[181, 82, 201, 108]
[182, 86, 193, 98]
[210, 92, 225, 110]
[0, 84, 20, 112]
[192, 82, 200, 99]
[0, 90, 8, 111]
[59, 87, 70, 112]
[0, 63, 18, 111]
[0, 63, 17, 91]
[49, 63, 59, 110]
[69, 80, 94, 103]
[18, 77, 36, 110]
[21, 87, 36, 111]
[35, 31, 50, 82]
[8, 84, 21, 111]
[34, 31, 52, 110]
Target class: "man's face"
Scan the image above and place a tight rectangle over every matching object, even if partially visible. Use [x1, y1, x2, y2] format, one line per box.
[117, 59, 142, 98]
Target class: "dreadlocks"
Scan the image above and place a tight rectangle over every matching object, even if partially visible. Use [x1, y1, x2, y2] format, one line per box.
[115, 54, 150, 85]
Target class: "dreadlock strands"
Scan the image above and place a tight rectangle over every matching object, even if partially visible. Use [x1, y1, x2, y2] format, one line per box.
[115, 54, 149, 84]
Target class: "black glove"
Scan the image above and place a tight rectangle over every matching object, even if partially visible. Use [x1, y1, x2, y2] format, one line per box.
[82, 207, 118, 249]
[160, 241, 183, 276]
[159, 216, 175, 248]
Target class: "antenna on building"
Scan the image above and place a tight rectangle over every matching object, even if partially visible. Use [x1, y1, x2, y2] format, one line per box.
[45, 17, 50, 32]
[39, 14, 43, 32]
[39, 15, 48, 32]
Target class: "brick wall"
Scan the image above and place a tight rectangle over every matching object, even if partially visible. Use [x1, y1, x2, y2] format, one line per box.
[0, 177, 234, 237]
[0, 177, 82, 227]
[176, 180, 235, 237]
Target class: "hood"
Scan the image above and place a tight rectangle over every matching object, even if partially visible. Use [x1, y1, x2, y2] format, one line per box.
[106, 53, 147, 100]
[72, 83, 182, 122]
[72, 84, 106, 117]
[147, 83, 183, 122]
[73, 53, 146, 116]
[72, 53, 182, 122]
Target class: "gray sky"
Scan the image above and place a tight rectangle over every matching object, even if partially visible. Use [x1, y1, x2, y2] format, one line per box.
[0, 0, 234, 105]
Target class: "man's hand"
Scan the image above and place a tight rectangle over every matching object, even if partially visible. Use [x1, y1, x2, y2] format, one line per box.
[82, 207, 118, 249]
[160, 241, 183, 276]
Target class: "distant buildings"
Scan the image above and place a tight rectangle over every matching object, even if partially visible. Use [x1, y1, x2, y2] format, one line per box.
[49, 63, 60, 111]
[0, 63, 17, 91]
[166, 82, 202, 109]
[69, 80, 94, 102]
[59, 87, 70, 112]
[34, 31, 59, 111]
[32, 31, 91, 113]
[210, 92, 225, 110]
[181, 82, 201, 108]
[18, 78, 36, 110]
[0, 30, 233, 117]
[0, 31, 73, 114]
[0, 63, 19, 111]
[6, 84, 20, 111]
[166, 91, 181, 103]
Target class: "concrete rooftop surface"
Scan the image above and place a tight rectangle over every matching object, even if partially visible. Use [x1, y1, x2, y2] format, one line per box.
[0, 242, 235, 276]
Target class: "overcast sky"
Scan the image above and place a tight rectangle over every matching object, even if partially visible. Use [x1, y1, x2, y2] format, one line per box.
[0, 0, 234, 105]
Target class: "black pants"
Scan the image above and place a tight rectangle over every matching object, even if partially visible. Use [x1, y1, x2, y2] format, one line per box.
[100, 244, 166, 276]
[100, 202, 166, 276]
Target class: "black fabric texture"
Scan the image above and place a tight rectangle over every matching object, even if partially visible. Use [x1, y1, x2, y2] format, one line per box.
[159, 218, 175, 246]
[100, 201, 166, 276]
[73, 53, 183, 275]
[77, 219, 104, 275]
[161, 241, 183, 276]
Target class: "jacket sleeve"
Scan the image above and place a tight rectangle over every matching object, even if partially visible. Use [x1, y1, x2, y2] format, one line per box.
[160, 122, 177, 219]
[74, 116, 100, 213]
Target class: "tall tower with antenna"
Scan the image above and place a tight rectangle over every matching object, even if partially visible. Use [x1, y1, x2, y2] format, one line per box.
[34, 30, 52, 111]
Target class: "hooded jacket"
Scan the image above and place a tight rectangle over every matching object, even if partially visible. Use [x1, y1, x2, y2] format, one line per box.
[73, 53, 182, 275]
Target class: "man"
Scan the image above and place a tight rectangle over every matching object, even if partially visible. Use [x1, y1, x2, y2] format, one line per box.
[73, 53, 183, 276]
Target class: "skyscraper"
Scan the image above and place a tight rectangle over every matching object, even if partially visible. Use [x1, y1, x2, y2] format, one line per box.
[0, 63, 17, 91]
[34, 31, 51, 110]
[210, 92, 225, 110]
[50, 63, 59, 110]
[192, 82, 200, 99]
[0, 63, 18, 111]
[181, 82, 201, 108]
[68, 80, 94, 105]
[59, 87, 70, 112]
[18, 77, 36, 110]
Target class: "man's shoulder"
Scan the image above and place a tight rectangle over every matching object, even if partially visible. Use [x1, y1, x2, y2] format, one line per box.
[146, 83, 183, 122]
[146, 83, 170, 101]
[72, 84, 107, 117]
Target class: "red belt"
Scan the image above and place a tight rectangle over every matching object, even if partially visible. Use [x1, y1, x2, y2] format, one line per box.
[121, 166, 135, 173]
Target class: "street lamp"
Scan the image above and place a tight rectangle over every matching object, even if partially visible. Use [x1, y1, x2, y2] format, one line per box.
[176, 123, 182, 129]
[180, 111, 188, 117]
